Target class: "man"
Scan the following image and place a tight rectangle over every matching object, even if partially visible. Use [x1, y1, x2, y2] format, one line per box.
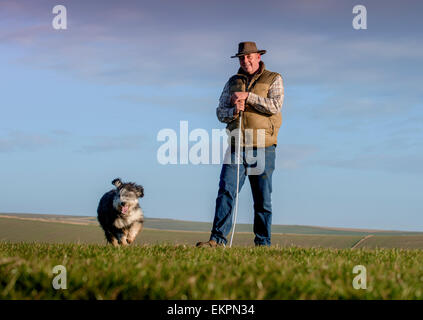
[196, 41, 284, 247]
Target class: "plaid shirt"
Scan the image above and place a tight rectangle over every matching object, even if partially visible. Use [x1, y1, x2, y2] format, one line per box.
[216, 74, 284, 123]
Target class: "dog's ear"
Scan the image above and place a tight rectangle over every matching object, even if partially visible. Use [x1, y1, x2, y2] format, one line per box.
[112, 178, 123, 189]
[136, 185, 144, 198]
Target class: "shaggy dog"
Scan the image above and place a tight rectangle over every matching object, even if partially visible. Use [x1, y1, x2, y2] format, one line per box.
[97, 178, 144, 246]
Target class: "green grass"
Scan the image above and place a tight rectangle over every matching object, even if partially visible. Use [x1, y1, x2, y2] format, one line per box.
[1, 242, 423, 300]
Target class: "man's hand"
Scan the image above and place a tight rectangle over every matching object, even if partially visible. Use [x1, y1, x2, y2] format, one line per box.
[233, 99, 245, 115]
[231, 92, 249, 104]
[231, 92, 248, 116]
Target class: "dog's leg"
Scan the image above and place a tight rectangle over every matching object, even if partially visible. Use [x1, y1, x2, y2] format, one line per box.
[115, 230, 128, 246]
[121, 236, 129, 246]
[105, 231, 119, 247]
[110, 237, 119, 247]
[127, 221, 143, 244]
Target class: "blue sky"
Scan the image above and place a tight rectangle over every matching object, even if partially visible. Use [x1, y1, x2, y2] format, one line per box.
[0, 0, 422, 231]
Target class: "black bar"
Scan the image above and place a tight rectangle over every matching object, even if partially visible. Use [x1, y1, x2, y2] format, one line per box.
[1, 300, 422, 319]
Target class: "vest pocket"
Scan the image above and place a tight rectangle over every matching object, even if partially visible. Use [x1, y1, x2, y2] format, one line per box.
[269, 118, 275, 136]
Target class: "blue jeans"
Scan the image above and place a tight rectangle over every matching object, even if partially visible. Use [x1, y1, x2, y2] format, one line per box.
[210, 144, 276, 246]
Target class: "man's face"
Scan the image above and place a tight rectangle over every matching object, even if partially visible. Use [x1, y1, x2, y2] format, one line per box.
[239, 53, 261, 75]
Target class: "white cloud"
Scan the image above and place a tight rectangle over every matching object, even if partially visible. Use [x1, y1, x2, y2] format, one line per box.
[0, 131, 57, 152]
[317, 153, 423, 174]
[76, 135, 146, 153]
[276, 144, 319, 169]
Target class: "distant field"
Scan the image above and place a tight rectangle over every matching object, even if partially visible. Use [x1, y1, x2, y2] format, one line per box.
[2, 212, 422, 236]
[354, 236, 423, 249]
[0, 217, 362, 248]
[1, 213, 423, 249]
[1, 242, 423, 299]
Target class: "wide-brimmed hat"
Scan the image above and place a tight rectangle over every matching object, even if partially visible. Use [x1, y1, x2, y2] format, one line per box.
[231, 41, 266, 58]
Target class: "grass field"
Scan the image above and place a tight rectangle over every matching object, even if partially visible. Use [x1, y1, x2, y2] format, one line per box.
[0, 217, 364, 248]
[1, 214, 423, 249]
[2, 213, 422, 236]
[1, 242, 423, 299]
[1, 214, 423, 300]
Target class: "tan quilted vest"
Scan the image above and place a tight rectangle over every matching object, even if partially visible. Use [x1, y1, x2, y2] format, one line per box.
[226, 62, 282, 147]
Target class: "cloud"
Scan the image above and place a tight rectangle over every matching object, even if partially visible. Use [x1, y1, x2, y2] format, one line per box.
[1, 0, 422, 127]
[0, 131, 57, 152]
[76, 135, 146, 153]
[0, 131, 149, 155]
[51, 129, 72, 136]
[276, 144, 319, 169]
[316, 153, 423, 174]
[2, 0, 421, 89]
[0, 0, 421, 115]
[285, 86, 423, 133]
[265, 33, 423, 88]
[315, 92, 419, 119]
[116, 93, 217, 114]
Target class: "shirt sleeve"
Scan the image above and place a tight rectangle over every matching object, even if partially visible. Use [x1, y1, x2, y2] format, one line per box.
[246, 74, 284, 115]
[216, 80, 238, 123]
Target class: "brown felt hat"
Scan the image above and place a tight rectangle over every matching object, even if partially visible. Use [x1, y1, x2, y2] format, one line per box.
[231, 41, 266, 58]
